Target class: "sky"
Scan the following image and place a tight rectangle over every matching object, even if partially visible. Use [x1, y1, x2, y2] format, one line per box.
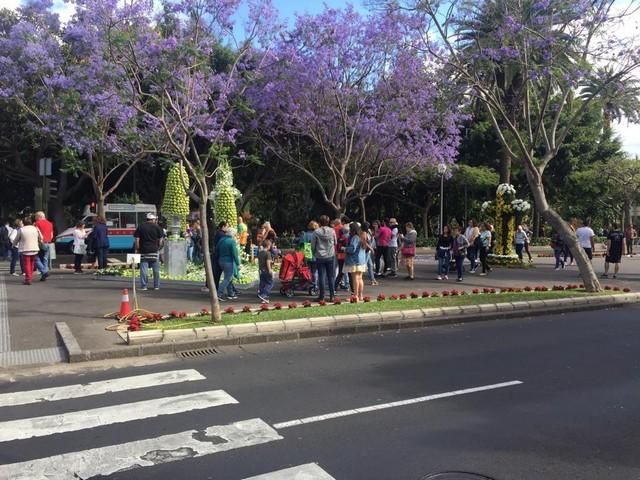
[2, 0, 639, 156]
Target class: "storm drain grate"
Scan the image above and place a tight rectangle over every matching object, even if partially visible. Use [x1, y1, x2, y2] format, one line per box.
[422, 473, 496, 480]
[177, 348, 219, 359]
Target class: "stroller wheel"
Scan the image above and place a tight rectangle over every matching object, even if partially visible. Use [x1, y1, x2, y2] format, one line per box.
[284, 288, 295, 298]
[309, 286, 319, 296]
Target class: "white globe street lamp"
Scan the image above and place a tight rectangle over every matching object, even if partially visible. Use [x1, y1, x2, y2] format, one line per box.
[437, 163, 448, 234]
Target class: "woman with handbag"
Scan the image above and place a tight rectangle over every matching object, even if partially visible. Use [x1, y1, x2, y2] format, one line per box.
[72, 221, 87, 274]
[400, 222, 417, 280]
[436, 224, 453, 280]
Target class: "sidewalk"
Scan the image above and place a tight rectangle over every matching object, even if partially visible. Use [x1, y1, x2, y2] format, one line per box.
[1, 254, 638, 367]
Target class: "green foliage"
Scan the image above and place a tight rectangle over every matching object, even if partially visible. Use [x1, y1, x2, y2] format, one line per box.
[161, 163, 190, 231]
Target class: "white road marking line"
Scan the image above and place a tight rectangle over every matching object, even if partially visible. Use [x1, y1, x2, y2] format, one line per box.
[0, 418, 281, 480]
[0, 389, 237, 442]
[273, 380, 523, 429]
[0, 274, 10, 353]
[244, 463, 336, 479]
[0, 369, 206, 407]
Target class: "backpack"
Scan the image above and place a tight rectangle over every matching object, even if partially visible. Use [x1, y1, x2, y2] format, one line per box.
[0, 227, 8, 247]
[303, 240, 313, 261]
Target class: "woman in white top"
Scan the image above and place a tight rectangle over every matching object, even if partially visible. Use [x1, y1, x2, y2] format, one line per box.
[72, 221, 87, 274]
[13, 217, 42, 285]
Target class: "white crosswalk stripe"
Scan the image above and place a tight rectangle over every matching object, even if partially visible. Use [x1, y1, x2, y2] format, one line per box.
[0, 368, 337, 479]
[0, 389, 237, 442]
[0, 418, 282, 480]
[244, 463, 336, 479]
[0, 368, 206, 407]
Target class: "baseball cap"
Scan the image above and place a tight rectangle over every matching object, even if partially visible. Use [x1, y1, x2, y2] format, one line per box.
[146, 212, 157, 220]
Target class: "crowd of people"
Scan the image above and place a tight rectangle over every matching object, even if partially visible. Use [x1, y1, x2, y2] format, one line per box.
[1, 209, 637, 297]
[0, 212, 54, 285]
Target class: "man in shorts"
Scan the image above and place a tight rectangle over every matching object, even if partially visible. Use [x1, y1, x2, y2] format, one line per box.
[575, 219, 595, 260]
[603, 223, 624, 278]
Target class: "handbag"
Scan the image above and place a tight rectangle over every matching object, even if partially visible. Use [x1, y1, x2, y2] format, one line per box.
[401, 245, 416, 256]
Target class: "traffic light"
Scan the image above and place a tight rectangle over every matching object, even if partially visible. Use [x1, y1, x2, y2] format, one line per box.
[48, 179, 58, 199]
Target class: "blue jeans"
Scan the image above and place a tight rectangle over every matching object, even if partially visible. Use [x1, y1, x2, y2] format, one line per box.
[258, 272, 273, 298]
[437, 250, 451, 275]
[466, 246, 477, 271]
[10, 247, 22, 274]
[366, 254, 375, 282]
[554, 247, 565, 268]
[308, 260, 318, 287]
[140, 257, 160, 289]
[217, 261, 235, 298]
[453, 254, 465, 280]
[317, 257, 336, 300]
[35, 243, 50, 275]
[515, 243, 524, 261]
[96, 246, 108, 269]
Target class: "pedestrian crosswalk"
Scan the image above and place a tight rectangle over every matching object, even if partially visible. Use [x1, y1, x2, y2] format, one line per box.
[0, 368, 337, 479]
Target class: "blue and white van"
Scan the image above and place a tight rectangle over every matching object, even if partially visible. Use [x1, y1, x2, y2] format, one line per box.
[55, 203, 157, 252]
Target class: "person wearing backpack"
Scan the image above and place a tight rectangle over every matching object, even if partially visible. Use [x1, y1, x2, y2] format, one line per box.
[298, 220, 318, 288]
[344, 222, 367, 301]
[452, 226, 470, 282]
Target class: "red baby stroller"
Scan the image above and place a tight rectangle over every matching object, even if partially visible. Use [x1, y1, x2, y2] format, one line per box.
[279, 251, 318, 297]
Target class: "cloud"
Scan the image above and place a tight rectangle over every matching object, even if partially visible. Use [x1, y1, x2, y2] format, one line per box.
[2, 0, 22, 9]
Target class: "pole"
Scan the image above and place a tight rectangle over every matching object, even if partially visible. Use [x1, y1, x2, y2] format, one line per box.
[439, 172, 444, 234]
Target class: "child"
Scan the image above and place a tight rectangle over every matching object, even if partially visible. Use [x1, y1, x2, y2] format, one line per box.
[257, 239, 273, 304]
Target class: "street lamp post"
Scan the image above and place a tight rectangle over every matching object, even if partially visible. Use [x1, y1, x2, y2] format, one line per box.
[437, 163, 448, 234]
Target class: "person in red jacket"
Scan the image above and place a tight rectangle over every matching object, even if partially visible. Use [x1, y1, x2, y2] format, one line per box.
[34, 211, 54, 281]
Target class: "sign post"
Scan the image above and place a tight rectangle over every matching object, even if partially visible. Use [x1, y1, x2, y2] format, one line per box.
[126, 254, 141, 309]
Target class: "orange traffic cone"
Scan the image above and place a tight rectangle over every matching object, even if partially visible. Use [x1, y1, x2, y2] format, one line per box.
[118, 288, 131, 320]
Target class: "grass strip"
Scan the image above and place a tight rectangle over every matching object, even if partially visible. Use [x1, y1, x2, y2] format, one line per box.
[143, 290, 608, 331]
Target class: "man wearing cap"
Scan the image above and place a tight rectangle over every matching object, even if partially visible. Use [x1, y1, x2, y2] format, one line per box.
[134, 213, 166, 291]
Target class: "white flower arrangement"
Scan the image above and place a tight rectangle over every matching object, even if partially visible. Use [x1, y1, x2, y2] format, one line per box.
[496, 183, 516, 196]
[511, 199, 531, 212]
[481, 201, 493, 211]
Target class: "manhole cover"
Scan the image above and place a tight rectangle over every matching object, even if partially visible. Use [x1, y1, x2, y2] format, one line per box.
[422, 473, 496, 480]
[177, 347, 219, 359]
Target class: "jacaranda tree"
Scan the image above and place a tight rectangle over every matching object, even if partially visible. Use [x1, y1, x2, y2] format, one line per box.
[0, 0, 164, 217]
[95, 0, 279, 321]
[250, 6, 464, 217]
[410, 0, 640, 291]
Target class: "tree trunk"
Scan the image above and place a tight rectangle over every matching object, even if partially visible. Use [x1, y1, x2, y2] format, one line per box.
[623, 198, 632, 229]
[360, 197, 367, 223]
[198, 185, 222, 322]
[499, 148, 511, 184]
[422, 194, 435, 237]
[526, 167, 601, 292]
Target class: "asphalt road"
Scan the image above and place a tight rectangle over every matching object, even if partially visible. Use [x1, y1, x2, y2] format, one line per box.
[1, 306, 639, 479]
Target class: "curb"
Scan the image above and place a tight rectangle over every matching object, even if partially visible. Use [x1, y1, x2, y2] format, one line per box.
[55, 293, 640, 363]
